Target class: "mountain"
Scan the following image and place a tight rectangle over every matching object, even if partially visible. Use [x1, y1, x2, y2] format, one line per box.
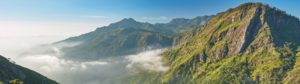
[0, 55, 58, 84]
[154, 16, 212, 33]
[131, 3, 300, 84]
[55, 16, 212, 61]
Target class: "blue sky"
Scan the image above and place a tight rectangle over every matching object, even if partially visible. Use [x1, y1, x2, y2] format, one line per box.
[1, 0, 299, 23]
[0, 0, 299, 37]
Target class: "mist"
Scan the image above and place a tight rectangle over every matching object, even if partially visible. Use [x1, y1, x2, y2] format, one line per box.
[0, 38, 168, 84]
[0, 36, 66, 58]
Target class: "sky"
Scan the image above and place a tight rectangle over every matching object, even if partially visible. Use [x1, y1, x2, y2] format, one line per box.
[0, 0, 299, 37]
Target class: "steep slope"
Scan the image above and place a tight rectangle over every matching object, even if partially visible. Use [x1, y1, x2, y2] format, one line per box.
[159, 3, 300, 84]
[55, 16, 212, 61]
[284, 50, 300, 83]
[0, 55, 58, 84]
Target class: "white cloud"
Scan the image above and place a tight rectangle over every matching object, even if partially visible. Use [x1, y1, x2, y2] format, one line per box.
[15, 47, 111, 84]
[126, 49, 169, 72]
[2, 38, 169, 84]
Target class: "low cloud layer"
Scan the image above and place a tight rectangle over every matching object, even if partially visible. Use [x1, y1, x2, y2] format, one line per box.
[126, 49, 169, 72]
[15, 45, 168, 84]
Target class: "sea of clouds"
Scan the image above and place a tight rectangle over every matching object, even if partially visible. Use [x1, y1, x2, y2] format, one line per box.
[14, 42, 168, 84]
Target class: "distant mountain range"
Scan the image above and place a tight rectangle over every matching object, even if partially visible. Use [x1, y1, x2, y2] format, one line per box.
[0, 55, 58, 84]
[134, 3, 300, 84]
[55, 16, 212, 61]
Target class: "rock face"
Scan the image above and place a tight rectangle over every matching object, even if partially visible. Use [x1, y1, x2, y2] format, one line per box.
[156, 3, 300, 84]
[0, 55, 58, 84]
[55, 16, 212, 61]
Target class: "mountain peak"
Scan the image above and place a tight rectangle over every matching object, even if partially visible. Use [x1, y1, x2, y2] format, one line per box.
[161, 3, 300, 84]
[239, 2, 264, 7]
[237, 2, 271, 9]
[203, 2, 300, 54]
[225, 2, 272, 14]
[120, 18, 137, 23]
[106, 18, 144, 29]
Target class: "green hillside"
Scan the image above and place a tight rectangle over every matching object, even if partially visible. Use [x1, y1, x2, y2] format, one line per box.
[125, 3, 300, 84]
[0, 55, 58, 84]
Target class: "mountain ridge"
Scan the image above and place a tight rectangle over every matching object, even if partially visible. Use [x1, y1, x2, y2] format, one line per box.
[136, 2, 300, 84]
[53, 16, 212, 61]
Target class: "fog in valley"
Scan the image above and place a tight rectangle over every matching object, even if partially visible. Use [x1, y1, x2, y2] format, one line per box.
[0, 36, 168, 84]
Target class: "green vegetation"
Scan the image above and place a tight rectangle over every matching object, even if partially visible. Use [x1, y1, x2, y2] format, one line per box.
[127, 3, 300, 84]
[283, 49, 300, 84]
[9, 79, 23, 84]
